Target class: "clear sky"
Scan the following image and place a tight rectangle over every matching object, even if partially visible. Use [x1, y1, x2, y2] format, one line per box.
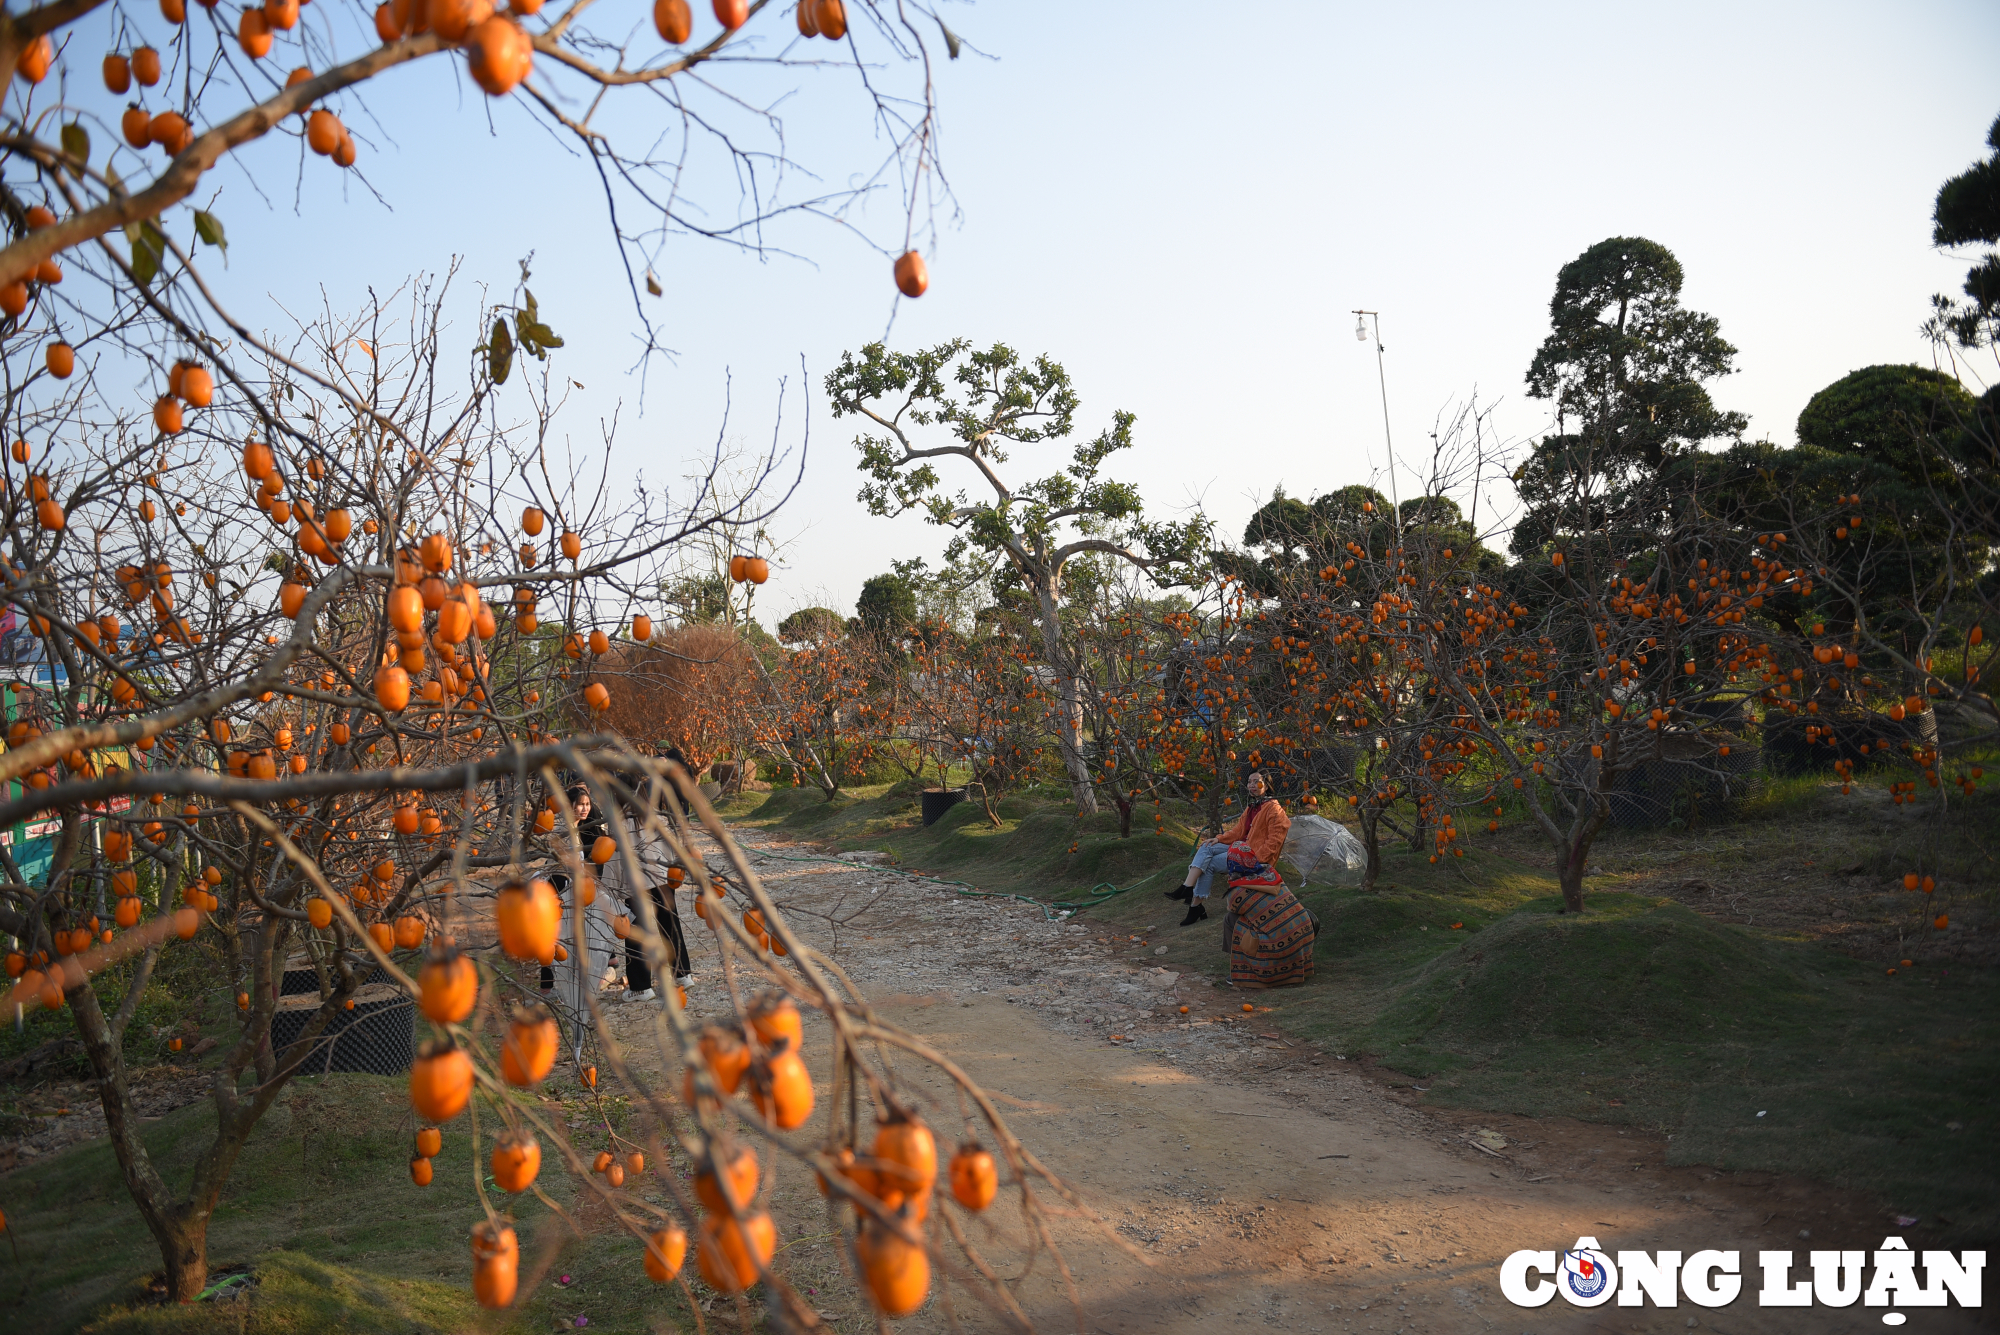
[162, 0, 2000, 629]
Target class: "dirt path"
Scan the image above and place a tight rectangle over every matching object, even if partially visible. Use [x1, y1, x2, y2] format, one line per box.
[595, 830, 1979, 1335]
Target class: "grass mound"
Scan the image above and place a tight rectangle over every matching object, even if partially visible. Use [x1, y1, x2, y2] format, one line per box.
[1365, 893, 1821, 1058]
[1062, 836, 1998, 1242]
[77, 1252, 480, 1334]
[1300, 889, 1997, 1240]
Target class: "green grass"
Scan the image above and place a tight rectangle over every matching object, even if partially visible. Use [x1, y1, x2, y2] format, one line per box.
[724, 780, 1194, 900]
[728, 781, 2000, 1242]
[1, 1075, 699, 1334]
[0, 929, 221, 1085]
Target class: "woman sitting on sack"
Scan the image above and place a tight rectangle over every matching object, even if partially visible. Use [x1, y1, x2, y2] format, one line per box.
[598, 774, 692, 1003]
[1166, 769, 1291, 927]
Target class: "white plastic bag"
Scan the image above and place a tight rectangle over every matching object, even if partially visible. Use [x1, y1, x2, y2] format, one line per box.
[1282, 813, 1368, 882]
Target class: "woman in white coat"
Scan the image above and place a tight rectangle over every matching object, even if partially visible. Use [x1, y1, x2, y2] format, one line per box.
[596, 776, 690, 1002]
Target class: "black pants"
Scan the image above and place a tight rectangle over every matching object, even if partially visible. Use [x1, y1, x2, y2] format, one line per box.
[626, 884, 689, 990]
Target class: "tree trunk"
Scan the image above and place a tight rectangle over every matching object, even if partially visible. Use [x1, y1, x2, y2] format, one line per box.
[67, 967, 212, 1300]
[1032, 581, 1097, 815]
[974, 778, 1003, 828]
[1555, 788, 1615, 914]
[1557, 844, 1587, 914]
[1358, 805, 1383, 892]
[161, 1217, 209, 1303]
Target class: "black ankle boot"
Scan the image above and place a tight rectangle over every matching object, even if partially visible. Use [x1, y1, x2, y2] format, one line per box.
[1179, 902, 1208, 927]
[1165, 884, 1193, 903]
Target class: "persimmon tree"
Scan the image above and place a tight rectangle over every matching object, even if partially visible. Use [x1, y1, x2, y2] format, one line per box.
[1768, 371, 1996, 860]
[0, 0, 957, 358]
[830, 339, 1210, 815]
[752, 616, 881, 799]
[0, 286, 1115, 1332]
[590, 621, 765, 768]
[1774, 365, 1998, 745]
[0, 279, 800, 1299]
[1087, 569, 1267, 836]
[1375, 437, 1798, 913]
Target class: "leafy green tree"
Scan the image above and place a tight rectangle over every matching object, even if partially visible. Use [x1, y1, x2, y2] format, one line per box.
[855, 574, 918, 634]
[1796, 364, 1977, 465]
[1395, 494, 1461, 529]
[1790, 366, 1984, 643]
[1769, 361, 1998, 716]
[658, 572, 729, 625]
[1225, 483, 1404, 601]
[829, 339, 1210, 813]
[1929, 112, 2000, 348]
[1242, 488, 1315, 563]
[1310, 484, 1392, 532]
[777, 607, 845, 644]
[1513, 237, 1747, 555]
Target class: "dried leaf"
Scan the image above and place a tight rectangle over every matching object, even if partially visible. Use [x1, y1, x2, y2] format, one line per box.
[487, 319, 513, 385]
[522, 321, 563, 356]
[645, 271, 662, 298]
[937, 17, 961, 59]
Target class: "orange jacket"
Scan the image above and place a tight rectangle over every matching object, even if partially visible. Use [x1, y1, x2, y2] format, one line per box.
[1218, 799, 1290, 868]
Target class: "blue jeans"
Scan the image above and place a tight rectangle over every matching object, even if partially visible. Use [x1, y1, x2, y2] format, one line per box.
[1187, 842, 1236, 902]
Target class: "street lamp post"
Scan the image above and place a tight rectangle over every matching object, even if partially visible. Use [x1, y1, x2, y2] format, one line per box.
[1352, 309, 1400, 538]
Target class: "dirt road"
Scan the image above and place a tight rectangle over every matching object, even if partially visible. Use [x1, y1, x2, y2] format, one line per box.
[596, 830, 1979, 1335]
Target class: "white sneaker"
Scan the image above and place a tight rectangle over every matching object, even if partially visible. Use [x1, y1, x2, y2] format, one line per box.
[627, 988, 657, 1003]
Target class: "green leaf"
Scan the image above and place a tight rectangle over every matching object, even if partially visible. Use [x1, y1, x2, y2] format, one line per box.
[60, 121, 89, 171]
[129, 217, 170, 286]
[487, 319, 513, 385]
[193, 210, 227, 253]
[131, 229, 161, 287]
